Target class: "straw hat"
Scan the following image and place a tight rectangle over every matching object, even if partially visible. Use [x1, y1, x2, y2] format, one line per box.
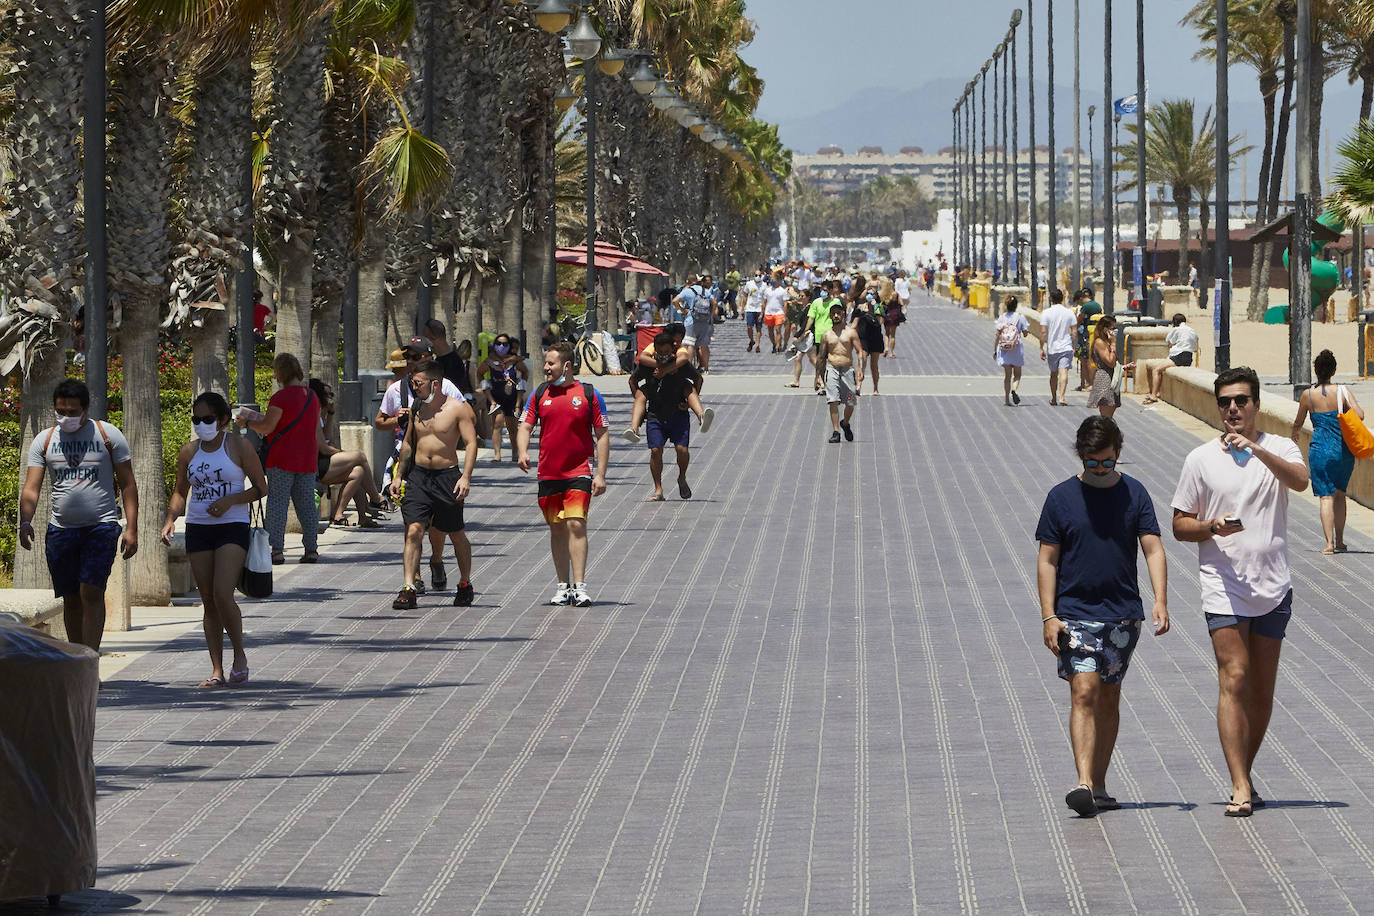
[385, 348, 407, 369]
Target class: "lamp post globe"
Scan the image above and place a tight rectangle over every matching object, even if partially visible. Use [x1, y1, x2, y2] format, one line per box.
[565, 10, 602, 59]
[532, 0, 571, 33]
[629, 58, 658, 95]
[597, 47, 626, 75]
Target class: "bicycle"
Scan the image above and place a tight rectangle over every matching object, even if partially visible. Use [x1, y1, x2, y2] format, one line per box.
[555, 311, 609, 376]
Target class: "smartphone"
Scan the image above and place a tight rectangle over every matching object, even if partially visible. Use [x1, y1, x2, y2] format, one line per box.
[1224, 516, 1243, 527]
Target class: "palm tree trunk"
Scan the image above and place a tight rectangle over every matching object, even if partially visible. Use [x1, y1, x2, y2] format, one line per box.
[1309, 33, 1324, 198]
[500, 218, 523, 336]
[1258, 15, 1298, 320]
[311, 289, 342, 393]
[1249, 71, 1279, 321]
[1176, 190, 1192, 283]
[118, 299, 170, 606]
[357, 231, 388, 372]
[523, 220, 550, 355]
[1198, 195, 1212, 309]
[14, 348, 68, 590]
[480, 275, 499, 335]
[189, 306, 230, 397]
[436, 263, 457, 331]
[275, 241, 314, 369]
[453, 270, 478, 346]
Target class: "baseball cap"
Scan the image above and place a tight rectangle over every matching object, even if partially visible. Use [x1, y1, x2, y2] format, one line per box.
[403, 337, 431, 354]
[386, 348, 407, 369]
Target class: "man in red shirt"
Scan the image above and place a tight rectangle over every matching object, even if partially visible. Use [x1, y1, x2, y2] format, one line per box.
[516, 342, 609, 607]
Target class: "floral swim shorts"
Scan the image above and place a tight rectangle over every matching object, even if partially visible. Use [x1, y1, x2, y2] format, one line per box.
[1056, 619, 1142, 684]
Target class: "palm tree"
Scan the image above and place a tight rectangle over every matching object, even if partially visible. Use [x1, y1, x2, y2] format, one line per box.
[1325, 118, 1374, 225]
[1115, 99, 1218, 283]
[0, 0, 86, 590]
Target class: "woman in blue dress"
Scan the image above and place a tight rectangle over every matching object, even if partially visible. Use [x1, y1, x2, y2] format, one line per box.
[1292, 349, 1365, 554]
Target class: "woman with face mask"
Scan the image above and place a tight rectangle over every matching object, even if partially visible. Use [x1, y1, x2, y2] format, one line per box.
[480, 335, 529, 461]
[162, 392, 269, 688]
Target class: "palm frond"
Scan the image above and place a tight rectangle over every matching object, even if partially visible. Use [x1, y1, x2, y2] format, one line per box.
[365, 124, 452, 218]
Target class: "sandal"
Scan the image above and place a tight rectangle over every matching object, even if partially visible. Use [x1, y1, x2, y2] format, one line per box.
[1224, 796, 1253, 818]
[1142, 396, 1158, 404]
[1065, 784, 1098, 817]
[329, 516, 354, 528]
[357, 516, 382, 529]
[228, 666, 249, 686]
[198, 675, 226, 689]
[1092, 792, 1121, 811]
[300, 552, 319, 564]
[271, 551, 285, 566]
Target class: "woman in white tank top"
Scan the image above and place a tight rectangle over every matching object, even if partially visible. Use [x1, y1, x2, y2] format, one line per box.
[160, 393, 268, 689]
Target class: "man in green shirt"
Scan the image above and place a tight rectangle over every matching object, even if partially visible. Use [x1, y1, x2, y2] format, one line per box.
[790, 280, 845, 390]
[724, 267, 742, 318]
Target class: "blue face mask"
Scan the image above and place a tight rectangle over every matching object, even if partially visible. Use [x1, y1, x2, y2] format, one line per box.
[493, 343, 510, 356]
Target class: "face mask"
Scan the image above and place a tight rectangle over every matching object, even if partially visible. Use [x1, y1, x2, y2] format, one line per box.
[194, 422, 222, 442]
[493, 343, 510, 356]
[424, 389, 438, 405]
[56, 414, 83, 434]
[1080, 468, 1122, 488]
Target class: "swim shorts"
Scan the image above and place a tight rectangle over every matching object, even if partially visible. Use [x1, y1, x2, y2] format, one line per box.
[537, 476, 592, 524]
[1056, 619, 1142, 684]
[402, 465, 467, 533]
[45, 522, 121, 598]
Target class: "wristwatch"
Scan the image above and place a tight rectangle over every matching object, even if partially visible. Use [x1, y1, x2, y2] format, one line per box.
[1208, 521, 1218, 535]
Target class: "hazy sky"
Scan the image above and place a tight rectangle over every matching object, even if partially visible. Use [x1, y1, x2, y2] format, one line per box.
[745, 0, 1356, 147]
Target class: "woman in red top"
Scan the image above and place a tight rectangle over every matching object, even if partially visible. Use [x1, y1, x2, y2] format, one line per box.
[237, 352, 321, 564]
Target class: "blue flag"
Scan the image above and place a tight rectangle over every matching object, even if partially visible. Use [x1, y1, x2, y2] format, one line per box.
[1113, 95, 1138, 116]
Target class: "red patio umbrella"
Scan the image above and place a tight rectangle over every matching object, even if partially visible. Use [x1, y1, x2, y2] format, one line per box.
[555, 243, 667, 276]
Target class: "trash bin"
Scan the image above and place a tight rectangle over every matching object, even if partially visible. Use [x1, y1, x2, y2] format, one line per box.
[1145, 283, 1164, 319]
[1361, 311, 1374, 378]
[0, 621, 98, 906]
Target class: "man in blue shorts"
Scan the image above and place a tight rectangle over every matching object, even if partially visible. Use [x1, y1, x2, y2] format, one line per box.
[638, 332, 699, 501]
[19, 378, 140, 652]
[1037, 416, 1169, 818]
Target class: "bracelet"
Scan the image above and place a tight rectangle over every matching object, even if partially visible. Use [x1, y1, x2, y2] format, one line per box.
[18, 520, 32, 530]
[1042, 614, 1059, 623]
[1208, 521, 1218, 535]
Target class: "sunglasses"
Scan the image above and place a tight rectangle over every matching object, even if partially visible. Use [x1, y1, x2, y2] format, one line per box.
[1216, 395, 1252, 408]
[191, 415, 218, 425]
[1083, 458, 1118, 469]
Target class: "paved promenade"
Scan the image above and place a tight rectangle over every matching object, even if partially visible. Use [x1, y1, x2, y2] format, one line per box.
[14, 290, 1374, 914]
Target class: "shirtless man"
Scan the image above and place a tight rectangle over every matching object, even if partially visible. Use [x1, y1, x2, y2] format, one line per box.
[389, 360, 478, 610]
[639, 332, 701, 501]
[820, 301, 863, 443]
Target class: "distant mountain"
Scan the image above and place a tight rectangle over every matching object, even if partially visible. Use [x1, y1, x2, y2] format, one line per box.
[763, 76, 1366, 191]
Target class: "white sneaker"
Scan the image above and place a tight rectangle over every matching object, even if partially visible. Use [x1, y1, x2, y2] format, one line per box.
[699, 408, 715, 433]
[622, 426, 641, 443]
[550, 583, 572, 606]
[569, 585, 592, 607]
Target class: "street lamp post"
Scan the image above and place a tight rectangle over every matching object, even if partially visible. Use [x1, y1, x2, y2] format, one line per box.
[1047, 0, 1058, 298]
[566, 9, 602, 331]
[1011, 15, 1021, 285]
[84, 0, 107, 417]
[1292, 0, 1313, 397]
[1072, 0, 1081, 294]
[992, 47, 1001, 280]
[1088, 104, 1096, 273]
[1136, 0, 1148, 315]
[953, 104, 962, 267]
[981, 65, 989, 270]
[1102, 1, 1114, 316]
[1001, 40, 1011, 282]
[1028, 0, 1038, 295]
[1216, 0, 1232, 372]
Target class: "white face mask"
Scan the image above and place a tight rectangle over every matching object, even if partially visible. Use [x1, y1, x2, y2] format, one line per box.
[56, 414, 83, 434]
[194, 422, 222, 442]
[424, 390, 438, 405]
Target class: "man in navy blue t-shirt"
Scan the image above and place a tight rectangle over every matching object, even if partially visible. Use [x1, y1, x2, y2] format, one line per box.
[1035, 416, 1170, 818]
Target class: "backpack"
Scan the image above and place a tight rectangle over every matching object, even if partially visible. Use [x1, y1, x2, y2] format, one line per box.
[997, 318, 1021, 351]
[525, 380, 600, 425]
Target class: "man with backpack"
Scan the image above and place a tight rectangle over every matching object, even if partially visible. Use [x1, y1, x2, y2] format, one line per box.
[675, 274, 717, 373]
[516, 342, 610, 608]
[19, 378, 140, 651]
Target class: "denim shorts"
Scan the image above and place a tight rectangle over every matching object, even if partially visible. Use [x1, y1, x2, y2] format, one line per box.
[45, 522, 120, 598]
[1057, 619, 1143, 684]
[1206, 588, 1293, 638]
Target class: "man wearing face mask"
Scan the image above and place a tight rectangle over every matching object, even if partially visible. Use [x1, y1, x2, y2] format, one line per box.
[19, 378, 140, 652]
[1036, 416, 1169, 818]
[1171, 366, 1309, 818]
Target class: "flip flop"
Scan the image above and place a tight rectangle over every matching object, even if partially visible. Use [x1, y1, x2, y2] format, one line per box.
[648, 494, 665, 502]
[1065, 785, 1097, 817]
[678, 478, 692, 500]
[1250, 790, 1266, 809]
[1224, 797, 1253, 817]
[228, 667, 249, 686]
[358, 517, 382, 529]
[198, 676, 226, 689]
[700, 408, 715, 433]
[1093, 793, 1121, 811]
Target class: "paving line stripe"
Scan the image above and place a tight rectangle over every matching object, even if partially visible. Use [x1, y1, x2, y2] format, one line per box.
[741, 409, 819, 916]
[413, 602, 630, 914]
[632, 440, 780, 916]
[678, 414, 809, 915]
[800, 459, 839, 916]
[569, 404, 768, 915]
[851, 435, 870, 916]
[478, 417, 755, 914]
[878, 402, 921, 915]
[896, 403, 976, 914]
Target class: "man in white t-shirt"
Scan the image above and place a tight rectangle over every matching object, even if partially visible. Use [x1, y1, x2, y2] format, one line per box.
[743, 273, 767, 353]
[894, 271, 911, 307]
[1038, 288, 1077, 406]
[761, 276, 788, 353]
[1170, 366, 1309, 818]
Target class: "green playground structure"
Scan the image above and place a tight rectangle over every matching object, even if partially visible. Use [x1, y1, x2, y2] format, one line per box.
[1268, 210, 1345, 324]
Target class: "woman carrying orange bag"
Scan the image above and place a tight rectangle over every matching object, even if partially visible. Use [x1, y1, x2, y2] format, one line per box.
[1293, 349, 1366, 554]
